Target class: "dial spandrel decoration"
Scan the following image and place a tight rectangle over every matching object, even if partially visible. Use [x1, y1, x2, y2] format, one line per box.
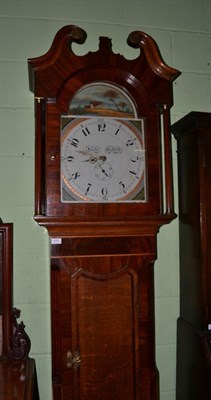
[61, 116, 147, 202]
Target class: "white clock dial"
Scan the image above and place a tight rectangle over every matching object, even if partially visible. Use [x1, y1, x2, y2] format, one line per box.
[61, 117, 146, 202]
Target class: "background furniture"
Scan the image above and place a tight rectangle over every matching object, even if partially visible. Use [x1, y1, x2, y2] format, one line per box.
[172, 112, 211, 400]
[0, 219, 39, 399]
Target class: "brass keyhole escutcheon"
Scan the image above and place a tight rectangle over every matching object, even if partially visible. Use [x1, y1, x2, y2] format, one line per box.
[66, 350, 81, 368]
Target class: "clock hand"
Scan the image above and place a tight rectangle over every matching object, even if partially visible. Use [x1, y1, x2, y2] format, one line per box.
[83, 156, 98, 164]
[99, 164, 109, 177]
[77, 150, 93, 157]
[78, 151, 107, 164]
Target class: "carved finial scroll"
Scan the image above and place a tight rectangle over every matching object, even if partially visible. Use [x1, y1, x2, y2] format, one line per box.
[66, 26, 87, 50]
[127, 30, 180, 81]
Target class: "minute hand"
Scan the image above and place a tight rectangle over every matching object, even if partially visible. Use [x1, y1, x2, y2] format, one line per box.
[78, 150, 107, 163]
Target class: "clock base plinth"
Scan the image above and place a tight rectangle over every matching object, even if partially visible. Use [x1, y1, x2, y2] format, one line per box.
[52, 369, 159, 400]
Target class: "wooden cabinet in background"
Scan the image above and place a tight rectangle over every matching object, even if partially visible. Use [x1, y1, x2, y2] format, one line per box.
[172, 112, 211, 400]
[0, 359, 39, 400]
[0, 220, 39, 400]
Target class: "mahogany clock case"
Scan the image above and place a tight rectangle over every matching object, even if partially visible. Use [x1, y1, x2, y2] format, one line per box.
[28, 26, 180, 400]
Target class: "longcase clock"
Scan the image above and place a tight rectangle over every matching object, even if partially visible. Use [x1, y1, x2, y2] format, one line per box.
[172, 112, 211, 400]
[28, 25, 180, 400]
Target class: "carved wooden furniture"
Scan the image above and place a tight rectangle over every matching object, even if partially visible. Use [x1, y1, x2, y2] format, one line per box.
[28, 25, 180, 400]
[172, 112, 211, 400]
[0, 219, 39, 399]
[0, 359, 39, 400]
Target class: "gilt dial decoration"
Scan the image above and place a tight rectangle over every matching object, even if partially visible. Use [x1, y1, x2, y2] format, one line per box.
[61, 116, 146, 202]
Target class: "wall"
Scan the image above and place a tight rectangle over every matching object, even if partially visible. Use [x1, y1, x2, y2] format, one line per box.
[0, 1, 211, 399]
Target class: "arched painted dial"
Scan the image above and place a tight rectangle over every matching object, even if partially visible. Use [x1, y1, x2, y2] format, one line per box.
[61, 117, 146, 202]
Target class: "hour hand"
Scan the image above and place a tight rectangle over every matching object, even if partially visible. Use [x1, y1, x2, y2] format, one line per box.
[83, 155, 98, 164]
[80, 153, 107, 164]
